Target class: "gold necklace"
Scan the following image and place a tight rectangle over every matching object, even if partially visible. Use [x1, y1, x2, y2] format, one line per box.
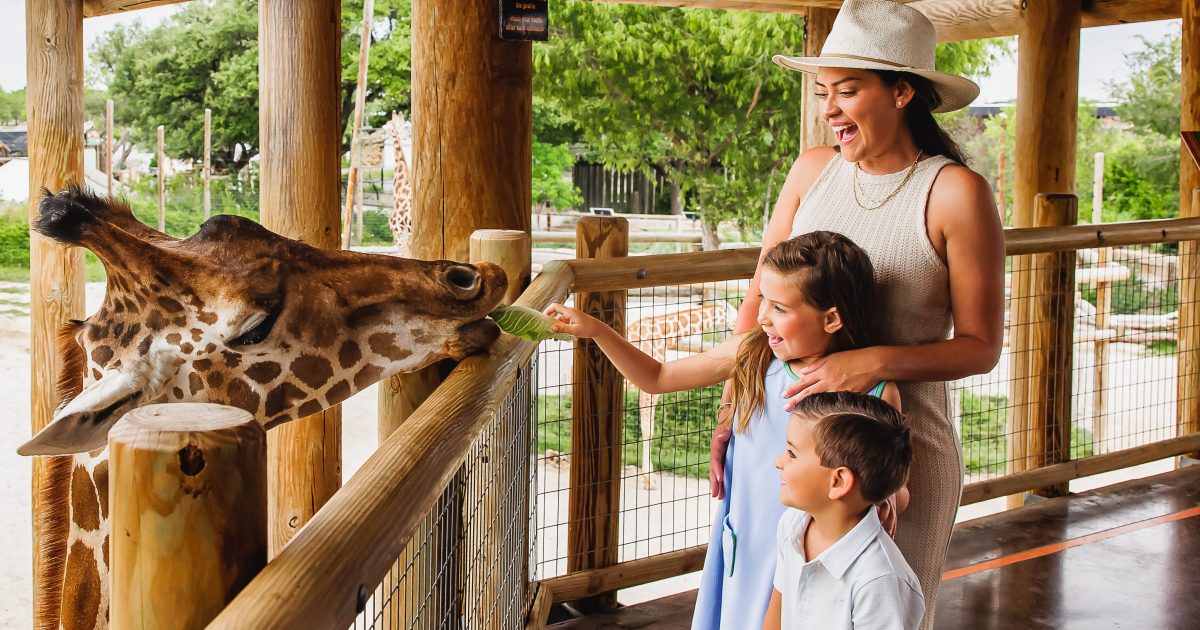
[852, 150, 923, 210]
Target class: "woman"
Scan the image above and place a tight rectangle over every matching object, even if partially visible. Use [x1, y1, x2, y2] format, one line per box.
[710, 1, 1004, 627]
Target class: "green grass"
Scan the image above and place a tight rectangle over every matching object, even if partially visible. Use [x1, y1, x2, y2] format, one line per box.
[536, 386, 721, 479]
[959, 390, 1094, 475]
[1148, 340, 1177, 357]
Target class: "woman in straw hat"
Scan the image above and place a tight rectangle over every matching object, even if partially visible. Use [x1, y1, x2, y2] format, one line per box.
[701, 0, 1004, 627]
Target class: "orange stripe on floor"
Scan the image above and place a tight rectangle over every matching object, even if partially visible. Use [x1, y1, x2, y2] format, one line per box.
[942, 505, 1200, 581]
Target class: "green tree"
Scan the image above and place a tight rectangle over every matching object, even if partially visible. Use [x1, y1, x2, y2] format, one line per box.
[89, 0, 413, 171]
[1107, 33, 1181, 138]
[0, 88, 25, 125]
[535, 2, 1007, 246]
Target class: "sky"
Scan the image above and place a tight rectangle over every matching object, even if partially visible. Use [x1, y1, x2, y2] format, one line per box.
[0, 5, 1184, 106]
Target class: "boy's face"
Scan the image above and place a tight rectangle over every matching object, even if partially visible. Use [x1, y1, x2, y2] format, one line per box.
[774, 415, 835, 511]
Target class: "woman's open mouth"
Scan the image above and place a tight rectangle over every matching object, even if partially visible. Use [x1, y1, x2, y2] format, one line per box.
[832, 123, 858, 145]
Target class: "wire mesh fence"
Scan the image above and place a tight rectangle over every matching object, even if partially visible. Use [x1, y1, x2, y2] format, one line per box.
[350, 358, 535, 630]
[530, 239, 1196, 583]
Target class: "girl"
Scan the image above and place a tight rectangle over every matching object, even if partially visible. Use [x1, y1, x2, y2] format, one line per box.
[546, 231, 903, 629]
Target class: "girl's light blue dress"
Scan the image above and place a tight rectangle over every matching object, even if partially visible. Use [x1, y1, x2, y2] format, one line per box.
[692, 360, 886, 629]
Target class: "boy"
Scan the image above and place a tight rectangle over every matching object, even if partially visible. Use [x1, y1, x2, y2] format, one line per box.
[763, 391, 923, 630]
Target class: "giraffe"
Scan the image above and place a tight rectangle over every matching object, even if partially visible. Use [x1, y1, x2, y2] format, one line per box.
[21, 186, 507, 630]
[388, 111, 413, 257]
[625, 300, 737, 489]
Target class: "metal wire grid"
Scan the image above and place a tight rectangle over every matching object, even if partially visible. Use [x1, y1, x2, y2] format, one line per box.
[350, 359, 535, 629]
[955, 244, 1188, 482]
[532, 280, 746, 580]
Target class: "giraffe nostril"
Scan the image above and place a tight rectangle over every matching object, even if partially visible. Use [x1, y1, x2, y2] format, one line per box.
[445, 266, 479, 293]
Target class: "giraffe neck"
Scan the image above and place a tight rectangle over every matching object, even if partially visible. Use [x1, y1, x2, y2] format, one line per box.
[38, 452, 110, 630]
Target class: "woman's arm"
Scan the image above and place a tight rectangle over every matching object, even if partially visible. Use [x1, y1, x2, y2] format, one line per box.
[783, 166, 1005, 402]
[546, 303, 744, 394]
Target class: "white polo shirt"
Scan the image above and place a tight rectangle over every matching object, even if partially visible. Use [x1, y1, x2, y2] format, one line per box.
[772, 507, 924, 630]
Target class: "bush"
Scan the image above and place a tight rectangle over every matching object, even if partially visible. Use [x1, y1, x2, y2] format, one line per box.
[0, 218, 29, 268]
[959, 390, 1094, 476]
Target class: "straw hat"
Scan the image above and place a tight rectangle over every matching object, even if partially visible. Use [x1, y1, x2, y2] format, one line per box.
[772, 0, 979, 113]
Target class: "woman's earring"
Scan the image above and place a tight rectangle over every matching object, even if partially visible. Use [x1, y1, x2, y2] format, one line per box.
[897, 100, 903, 108]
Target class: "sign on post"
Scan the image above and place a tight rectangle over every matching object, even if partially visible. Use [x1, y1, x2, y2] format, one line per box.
[499, 0, 547, 41]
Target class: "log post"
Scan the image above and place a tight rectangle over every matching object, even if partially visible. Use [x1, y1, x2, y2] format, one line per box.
[259, 0, 343, 556]
[465, 229, 531, 629]
[26, 2, 86, 625]
[1007, 0, 1081, 508]
[801, 8, 837, 151]
[203, 107, 211, 220]
[1180, 0, 1200, 460]
[157, 124, 165, 232]
[105, 99, 114, 196]
[108, 404, 266, 629]
[568, 217, 628, 611]
[1092, 153, 1111, 452]
[1028, 194, 1077, 498]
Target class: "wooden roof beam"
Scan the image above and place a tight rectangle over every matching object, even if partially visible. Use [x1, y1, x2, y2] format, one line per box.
[82, 0, 190, 18]
[912, 0, 1180, 42]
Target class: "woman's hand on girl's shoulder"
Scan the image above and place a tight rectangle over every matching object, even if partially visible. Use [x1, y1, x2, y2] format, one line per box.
[545, 303, 603, 339]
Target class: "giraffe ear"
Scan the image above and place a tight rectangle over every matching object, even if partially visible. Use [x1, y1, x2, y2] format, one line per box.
[17, 372, 141, 456]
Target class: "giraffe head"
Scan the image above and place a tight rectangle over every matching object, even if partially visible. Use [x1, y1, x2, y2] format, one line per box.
[20, 186, 507, 455]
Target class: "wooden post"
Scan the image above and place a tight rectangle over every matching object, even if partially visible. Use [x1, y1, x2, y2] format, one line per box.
[109, 404, 266, 629]
[1179, 0, 1200, 460]
[1092, 153, 1111, 451]
[26, 3, 86, 626]
[1007, 0, 1081, 508]
[259, 0, 343, 557]
[203, 107, 212, 220]
[105, 99, 114, 197]
[466, 229, 531, 629]
[568, 217, 628, 612]
[996, 149, 1006, 221]
[156, 124, 165, 232]
[1029, 194, 1077, 498]
[341, 0, 374, 249]
[801, 8, 837, 151]
[354, 167, 364, 246]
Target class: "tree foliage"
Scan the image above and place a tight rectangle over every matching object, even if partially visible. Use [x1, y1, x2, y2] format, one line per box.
[0, 88, 25, 126]
[534, 2, 1007, 243]
[1107, 33, 1181, 138]
[89, 0, 412, 172]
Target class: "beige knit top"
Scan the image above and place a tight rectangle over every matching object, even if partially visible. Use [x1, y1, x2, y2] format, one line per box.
[791, 153, 954, 349]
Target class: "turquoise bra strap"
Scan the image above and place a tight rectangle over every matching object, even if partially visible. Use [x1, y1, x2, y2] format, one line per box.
[867, 381, 887, 398]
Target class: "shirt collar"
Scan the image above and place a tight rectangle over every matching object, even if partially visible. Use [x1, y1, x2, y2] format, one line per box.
[812, 507, 882, 580]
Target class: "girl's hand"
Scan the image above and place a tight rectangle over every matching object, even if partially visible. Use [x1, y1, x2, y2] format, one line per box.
[709, 407, 734, 499]
[782, 347, 882, 410]
[544, 303, 603, 339]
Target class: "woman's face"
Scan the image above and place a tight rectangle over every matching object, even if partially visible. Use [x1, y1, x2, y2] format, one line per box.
[814, 68, 910, 164]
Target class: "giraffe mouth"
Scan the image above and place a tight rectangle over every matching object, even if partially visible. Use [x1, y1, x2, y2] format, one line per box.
[448, 318, 502, 360]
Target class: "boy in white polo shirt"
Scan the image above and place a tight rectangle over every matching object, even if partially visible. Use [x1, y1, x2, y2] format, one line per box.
[763, 391, 923, 630]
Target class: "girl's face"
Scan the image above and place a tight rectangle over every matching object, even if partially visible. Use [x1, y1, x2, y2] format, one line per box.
[774, 416, 832, 511]
[756, 267, 840, 363]
[815, 67, 909, 164]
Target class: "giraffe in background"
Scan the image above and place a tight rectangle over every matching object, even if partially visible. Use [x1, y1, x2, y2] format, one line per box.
[388, 111, 413, 257]
[22, 186, 507, 630]
[625, 300, 737, 489]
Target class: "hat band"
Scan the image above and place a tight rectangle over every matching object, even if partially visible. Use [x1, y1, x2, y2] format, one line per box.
[820, 53, 919, 70]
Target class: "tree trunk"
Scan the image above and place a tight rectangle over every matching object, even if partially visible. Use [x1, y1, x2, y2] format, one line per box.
[701, 220, 720, 251]
[670, 179, 683, 216]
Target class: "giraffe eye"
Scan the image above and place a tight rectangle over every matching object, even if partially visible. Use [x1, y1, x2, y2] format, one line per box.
[231, 301, 283, 346]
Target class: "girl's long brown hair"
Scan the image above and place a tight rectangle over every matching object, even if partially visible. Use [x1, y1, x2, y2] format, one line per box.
[731, 231, 880, 432]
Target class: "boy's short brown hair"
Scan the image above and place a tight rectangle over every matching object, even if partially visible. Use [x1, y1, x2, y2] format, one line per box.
[791, 391, 912, 504]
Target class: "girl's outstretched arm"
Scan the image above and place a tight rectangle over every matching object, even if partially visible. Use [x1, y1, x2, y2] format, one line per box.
[546, 303, 742, 394]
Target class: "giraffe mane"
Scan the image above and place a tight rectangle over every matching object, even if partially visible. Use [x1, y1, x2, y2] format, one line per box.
[34, 455, 73, 630]
[55, 320, 86, 405]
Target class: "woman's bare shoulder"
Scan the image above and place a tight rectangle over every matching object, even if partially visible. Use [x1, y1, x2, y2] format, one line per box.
[792, 146, 840, 172]
[928, 163, 997, 222]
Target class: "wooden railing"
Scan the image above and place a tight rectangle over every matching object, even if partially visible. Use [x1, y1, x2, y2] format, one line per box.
[197, 213, 1200, 629]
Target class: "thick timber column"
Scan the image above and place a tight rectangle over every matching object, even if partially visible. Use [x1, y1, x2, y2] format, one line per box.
[26, 1, 86, 623]
[801, 8, 837, 150]
[1179, 0, 1200, 457]
[259, 0, 343, 556]
[1007, 1, 1081, 507]
[381, 1, 532, 441]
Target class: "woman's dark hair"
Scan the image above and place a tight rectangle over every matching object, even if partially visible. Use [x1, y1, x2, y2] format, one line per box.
[873, 70, 968, 165]
[730, 231, 881, 432]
